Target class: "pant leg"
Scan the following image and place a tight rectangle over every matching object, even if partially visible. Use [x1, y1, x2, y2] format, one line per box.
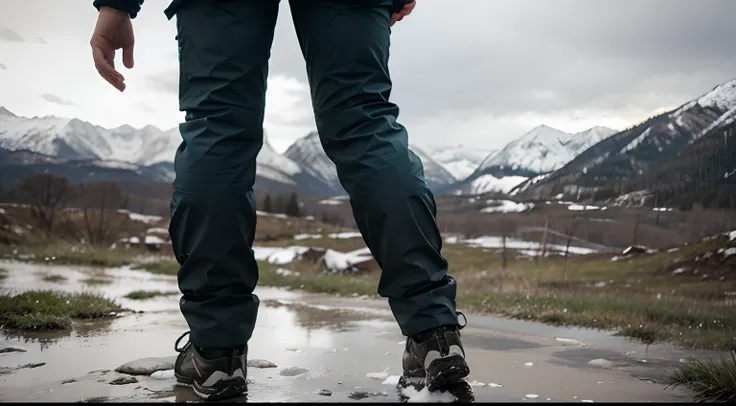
[289, 0, 459, 337]
[169, 0, 279, 349]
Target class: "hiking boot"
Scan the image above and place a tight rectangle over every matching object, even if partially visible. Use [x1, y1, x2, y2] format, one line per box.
[401, 312, 470, 391]
[173, 331, 248, 401]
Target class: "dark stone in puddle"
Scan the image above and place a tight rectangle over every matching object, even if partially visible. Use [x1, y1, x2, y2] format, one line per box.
[318, 389, 332, 396]
[110, 376, 138, 385]
[115, 356, 175, 375]
[0, 347, 26, 354]
[349, 390, 385, 400]
[61, 378, 77, 385]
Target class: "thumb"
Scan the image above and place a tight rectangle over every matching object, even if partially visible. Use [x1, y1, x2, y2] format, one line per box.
[122, 44, 134, 69]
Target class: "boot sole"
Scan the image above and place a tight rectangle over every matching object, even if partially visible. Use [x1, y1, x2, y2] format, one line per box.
[193, 376, 247, 401]
[426, 354, 470, 391]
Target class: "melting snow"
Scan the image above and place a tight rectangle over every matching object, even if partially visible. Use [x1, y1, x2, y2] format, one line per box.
[252, 246, 309, 264]
[322, 249, 373, 271]
[480, 200, 535, 213]
[118, 210, 163, 224]
[568, 204, 602, 211]
[381, 375, 401, 386]
[555, 337, 584, 346]
[0, 208, 5, 214]
[366, 367, 390, 380]
[276, 268, 300, 277]
[294, 233, 322, 240]
[525, 394, 540, 399]
[327, 232, 362, 239]
[319, 199, 343, 206]
[401, 386, 457, 403]
[469, 174, 528, 195]
[144, 235, 167, 245]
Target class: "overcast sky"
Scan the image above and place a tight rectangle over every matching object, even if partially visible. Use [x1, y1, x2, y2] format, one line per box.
[1, 0, 734, 153]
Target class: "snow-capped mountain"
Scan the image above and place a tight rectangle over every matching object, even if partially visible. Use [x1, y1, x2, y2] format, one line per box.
[0, 108, 341, 196]
[452, 125, 617, 196]
[425, 145, 496, 181]
[284, 131, 457, 191]
[524, 77, 736, 199]
[475, 125, 617, 177]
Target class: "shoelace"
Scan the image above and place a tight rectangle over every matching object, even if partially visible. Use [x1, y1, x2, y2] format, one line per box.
[175, 331, 191, 353]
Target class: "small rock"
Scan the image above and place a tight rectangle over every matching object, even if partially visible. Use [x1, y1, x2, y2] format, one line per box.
[588, 359, 615, 369]
[115, 357, 175, 375]
[279, 366, 309, 376]
[0, 347, 26, 354]
[247, 359, 278, 369]
[317, 389, 332, 396]
[150, 370, 176, 380]
[61, 379, 77, 385]
[349, 390, 385, 400]
[110, 376, 138, 385]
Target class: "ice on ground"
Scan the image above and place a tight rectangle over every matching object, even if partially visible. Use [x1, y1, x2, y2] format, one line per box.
[480, 200, 534, 213]
[327, 232, 362, 239]
[294, 233, 322, 240]
[401, 386, 457, 403]
[118, 210, 163, 224]
[366, 367, 390, 380]
[382, 375, 401, 386]
[150, 370, 175, 380]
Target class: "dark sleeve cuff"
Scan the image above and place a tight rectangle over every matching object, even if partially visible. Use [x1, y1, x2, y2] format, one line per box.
[93, 0, 144, 19]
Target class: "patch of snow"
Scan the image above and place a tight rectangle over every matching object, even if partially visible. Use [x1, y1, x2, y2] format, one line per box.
[146, 227, 168, 234]
[276, 268, 300, 277]
[0, 208, 5, 214]
[118, 210, 163, 224]
[722, 247, 736, 258]
[322, 249, 373, 271]
[480, 200, 534, 213]
[653, 207, 673, 212]
[568, 204, 601, 211]
[294, 233, 322, 240]
[327, 232, 362, 239]
[127, 236, 140, 244]
[672, 268, 686, 275]
[252, 246, 309, 264]
[366, 367, 390, 380]
[381, 375, 401, 386]
[525, 394, 539, 399]
[400, 386, 457, 403]
[319, 199, 343, 206]
[469, 174, 528, 195]
[256, 211, 288, 219]
[729, 230, 736, 241]
[144, 235, 167, 245]
[523, 362, 534, 367]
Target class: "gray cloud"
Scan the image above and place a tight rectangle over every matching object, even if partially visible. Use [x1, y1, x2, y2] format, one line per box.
[0, 26, 24, 42]
[145, 72, 178, 95]
[267, 0, 736, 123]
[134, 102, 156, 114]
[40, 94, 76, 106]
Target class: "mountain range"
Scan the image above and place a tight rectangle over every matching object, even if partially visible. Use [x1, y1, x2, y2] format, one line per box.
[1, 76, 734, 205]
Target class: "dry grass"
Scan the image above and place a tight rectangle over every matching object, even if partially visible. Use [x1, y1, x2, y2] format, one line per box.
[666, 351, 736, 402]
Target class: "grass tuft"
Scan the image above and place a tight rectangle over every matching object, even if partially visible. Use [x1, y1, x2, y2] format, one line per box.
[124, 290, 178, 300]
[41, 274, 67, 283]
[666, 351, 736, 403]
[0, 290, 122, 331]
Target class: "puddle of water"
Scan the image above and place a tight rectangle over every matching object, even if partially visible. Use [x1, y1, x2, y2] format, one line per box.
[0, 261, 698, 403]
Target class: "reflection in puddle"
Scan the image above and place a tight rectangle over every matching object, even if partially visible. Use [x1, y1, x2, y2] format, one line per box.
[262, 299, 374, 332]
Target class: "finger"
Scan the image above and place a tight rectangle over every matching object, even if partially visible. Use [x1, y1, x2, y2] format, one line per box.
[92, 46, 125, 91]
[92, 45, 124, 83]
[122, 44, 134, 69]
[403, 1, 416, 15]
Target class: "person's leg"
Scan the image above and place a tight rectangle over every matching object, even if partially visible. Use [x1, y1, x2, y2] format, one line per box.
[289, 0, 469, 390]
[168, 0, 279, 400]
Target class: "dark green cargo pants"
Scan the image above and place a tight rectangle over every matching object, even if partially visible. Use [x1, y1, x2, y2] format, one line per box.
[169, 0, 460, 349]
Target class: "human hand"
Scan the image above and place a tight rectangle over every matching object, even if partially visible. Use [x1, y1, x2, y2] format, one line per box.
[90, 7, 135, 92]
[391, 1, 416, 26]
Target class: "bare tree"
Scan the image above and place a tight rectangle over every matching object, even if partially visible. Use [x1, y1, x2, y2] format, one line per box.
[78, 182, 128, 246]
[15, 173, 71, 234]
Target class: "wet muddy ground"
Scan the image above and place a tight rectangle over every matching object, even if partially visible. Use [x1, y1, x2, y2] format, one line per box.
[0, 260, 703, 402]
